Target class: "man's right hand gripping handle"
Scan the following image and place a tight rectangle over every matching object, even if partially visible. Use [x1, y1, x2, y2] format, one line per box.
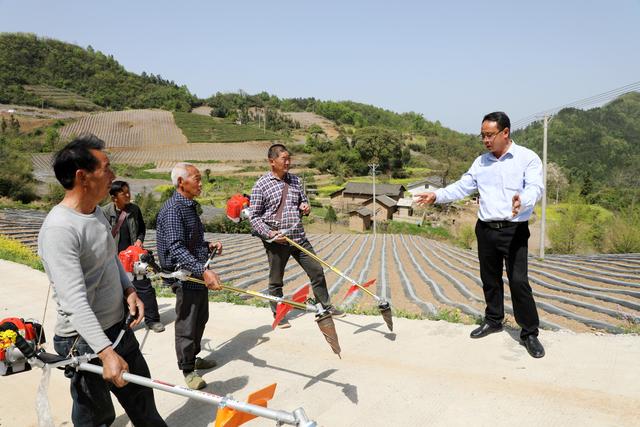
[98, 346, 129, 388]
[203, 269, 222, 291]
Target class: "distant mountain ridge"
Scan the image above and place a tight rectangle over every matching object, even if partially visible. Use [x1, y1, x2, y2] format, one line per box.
[0, 33, 197, 111]
[514, 92, 640, 192]
[2, 32, 638, 203]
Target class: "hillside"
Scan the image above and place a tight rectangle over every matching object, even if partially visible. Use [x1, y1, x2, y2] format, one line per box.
[513, 92, 640, 202]
[0, 33, 198, 111]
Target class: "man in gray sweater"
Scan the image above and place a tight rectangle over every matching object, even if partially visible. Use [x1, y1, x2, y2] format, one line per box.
[38, 134, 166, 426]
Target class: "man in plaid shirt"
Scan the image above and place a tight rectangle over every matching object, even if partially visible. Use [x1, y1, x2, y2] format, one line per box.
[250, 144, 344, 328]
[156, 162, 223, 390]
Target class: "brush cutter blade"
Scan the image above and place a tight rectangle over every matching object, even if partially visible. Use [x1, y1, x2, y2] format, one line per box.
[272, 303, 292, 329]
[292, 284, 311, 302]
[342, 278, 376, 301]
[378, 302, 393, 332]
[271, 285, 310, 329]
[316, 312, 342, 357]
[214, 383, 277, 427]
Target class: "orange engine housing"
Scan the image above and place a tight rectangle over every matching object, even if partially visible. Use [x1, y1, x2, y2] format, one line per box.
[226, 193, 250, 223]
[118, 246, 149, 273]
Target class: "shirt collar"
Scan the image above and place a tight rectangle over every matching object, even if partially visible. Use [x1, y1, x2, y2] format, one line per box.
[268, 171, 290, 182]
[487, 140, 518, 162]
[173, 190, 197, 207]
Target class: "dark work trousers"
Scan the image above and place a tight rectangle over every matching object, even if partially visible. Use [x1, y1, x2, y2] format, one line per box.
[132, 278, 160, 325]
[53, 322, 167, 427]
[174, 285, 209, 371]
[262, 239, 331, 313]
[475, 220, 540, 339]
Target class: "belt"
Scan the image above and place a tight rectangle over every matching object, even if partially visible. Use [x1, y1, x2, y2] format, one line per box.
[482, 220, 522, 229]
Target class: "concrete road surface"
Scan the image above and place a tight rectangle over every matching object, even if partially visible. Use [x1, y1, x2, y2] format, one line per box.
[0, 260, 638, 427]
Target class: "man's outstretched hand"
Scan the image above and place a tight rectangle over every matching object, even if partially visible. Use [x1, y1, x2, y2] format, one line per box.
[415, 192, 437, 206]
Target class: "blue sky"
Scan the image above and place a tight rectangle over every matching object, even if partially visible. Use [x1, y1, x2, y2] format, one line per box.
[1, 0, 638, 133]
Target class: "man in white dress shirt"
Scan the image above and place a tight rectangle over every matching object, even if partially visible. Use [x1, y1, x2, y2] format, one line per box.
[417, 111, 545, 358]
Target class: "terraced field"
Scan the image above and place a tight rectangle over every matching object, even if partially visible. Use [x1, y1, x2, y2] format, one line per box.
[2, 209, 638, 334]
[59, 109, 187, 148]
[282, 111, 340, 138]
[23, 85, 101, 111]
[32, 109, 275, 177]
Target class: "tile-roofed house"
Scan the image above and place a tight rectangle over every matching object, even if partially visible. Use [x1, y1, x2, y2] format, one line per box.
[348, 206, 372, 232]
[406, 176, 444, 197]
[393, 197, 422, 224]
[362, 194, 397, 222]
[330, 182, 405, 212]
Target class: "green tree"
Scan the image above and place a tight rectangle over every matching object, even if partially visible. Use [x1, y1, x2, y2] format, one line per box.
[352, 127, 410, 175]
[45, 128, 59, 151]
[324, 206, 338, 233]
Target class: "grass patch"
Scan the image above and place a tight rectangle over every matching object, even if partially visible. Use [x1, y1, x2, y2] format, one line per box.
[173, 112, 281, 143]
[0, 235, 43, 271]
[384, 220, 450, 239]
[429, 307, 478, 324]
[620, 318, 640, 334]
[343, 306, 475, 325]
[535, 203, 613, 223]
[311, 207, 328, 218]
[184, 159, 221, 164]
[111, 163, 171, 180]
[0, 197, 49, 211]
[317, 184, 343, 197]
[387, 177, 417, 185]
[404, 167, 433, 175]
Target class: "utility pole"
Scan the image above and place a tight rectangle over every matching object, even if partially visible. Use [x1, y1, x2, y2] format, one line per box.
[369, 163, 378, 235]
[539, 115, 549, 259]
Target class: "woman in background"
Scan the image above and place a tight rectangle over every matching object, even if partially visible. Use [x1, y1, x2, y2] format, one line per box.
[105, 180, 165, 333]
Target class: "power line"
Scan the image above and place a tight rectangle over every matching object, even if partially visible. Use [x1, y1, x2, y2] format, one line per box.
[511, 81, 640, 130]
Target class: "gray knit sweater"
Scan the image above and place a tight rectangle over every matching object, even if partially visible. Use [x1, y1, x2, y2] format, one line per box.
[38, 204, 134, 352]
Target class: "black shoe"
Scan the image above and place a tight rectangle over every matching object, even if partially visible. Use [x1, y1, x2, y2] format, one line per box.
[276, 318, 291, 329]
[470, 322, 503, 339]
[327, 306, 346, 318]
[521, 335, 545, 358]
[146, 322, 165, 333]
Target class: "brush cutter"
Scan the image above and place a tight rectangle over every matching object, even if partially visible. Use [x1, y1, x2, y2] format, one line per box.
[267, 233, 393, 332]
[225, 194, 393, 331]
[1, 315, 317, 427]
[138, 253, 342, 357]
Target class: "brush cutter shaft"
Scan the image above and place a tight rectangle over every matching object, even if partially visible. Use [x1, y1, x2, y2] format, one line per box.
[78, 363, 315, 426]
[183, 276, 315, 312]
[282, 236, 378, 299]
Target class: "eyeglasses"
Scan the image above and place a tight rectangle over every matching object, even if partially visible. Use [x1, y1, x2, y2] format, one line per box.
[480, 131, 502, 141]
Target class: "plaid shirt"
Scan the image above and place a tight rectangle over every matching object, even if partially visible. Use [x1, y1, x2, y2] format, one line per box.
[250, 172, 309, 244]
[156, 191, 209, 289]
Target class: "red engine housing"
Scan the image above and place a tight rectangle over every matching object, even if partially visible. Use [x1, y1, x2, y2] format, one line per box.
[226, 193, 250, 223]
[118, 246, 149, 273]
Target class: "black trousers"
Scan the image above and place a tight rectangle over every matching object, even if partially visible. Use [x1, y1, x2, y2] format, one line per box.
[132, 278, 160, 325]
[53, 323, 166, 427]
[174, 285, 209, 371]
[262, 239, 331, 313]
[475, 220, 540, 339]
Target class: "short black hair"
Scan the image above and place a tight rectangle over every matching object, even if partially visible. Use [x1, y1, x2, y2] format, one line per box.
[268, 144, 289, 159]
[482, 112, 510, 132]
[52, 133, 105, 190]
[110, 180, 129, 197]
